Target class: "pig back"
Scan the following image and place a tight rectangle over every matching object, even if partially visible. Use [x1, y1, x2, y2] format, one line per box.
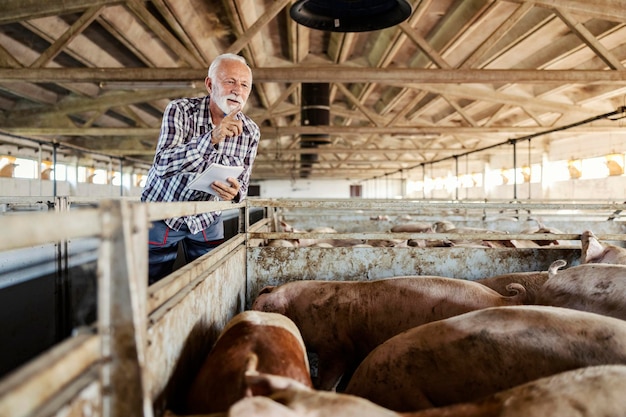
[400, 365, 626, 417]
[185, 311, 312, 414]
[353, 276, 527, 350]
[251, 276, 527, 391]
[344, 305, 626, 412]
[253, 277, 527, 356]
[535, 261, 626, 320]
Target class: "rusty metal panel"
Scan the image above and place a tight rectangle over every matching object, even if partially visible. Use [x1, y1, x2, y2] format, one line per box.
[147, 235, 246, 314]
[246, 247, 580, 306]
[145, 247, 247, 414]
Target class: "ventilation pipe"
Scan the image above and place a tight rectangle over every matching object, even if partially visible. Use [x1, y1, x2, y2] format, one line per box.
[300, 83, 330, 178]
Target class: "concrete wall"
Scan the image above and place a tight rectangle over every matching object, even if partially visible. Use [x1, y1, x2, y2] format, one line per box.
[0, 178, 143, 198]
[252, 178, 355, 198]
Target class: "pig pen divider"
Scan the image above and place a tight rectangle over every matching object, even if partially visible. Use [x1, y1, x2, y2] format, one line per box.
[245, 199, 626, 308]
[0, 198, 248, 417]
[0, 197, 625, 417]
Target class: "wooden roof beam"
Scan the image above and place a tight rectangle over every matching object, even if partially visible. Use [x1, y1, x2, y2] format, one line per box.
[4, 124, 623, 138]
[3, 67, 626, 84]
[0, 0, 123, 24]
[554, 8, 625, 70]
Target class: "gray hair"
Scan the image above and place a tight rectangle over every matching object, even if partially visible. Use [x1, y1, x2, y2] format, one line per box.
[207, 53, 251, 81]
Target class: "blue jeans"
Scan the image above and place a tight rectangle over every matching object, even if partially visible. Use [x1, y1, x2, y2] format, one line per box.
[147, 219, 224, 284]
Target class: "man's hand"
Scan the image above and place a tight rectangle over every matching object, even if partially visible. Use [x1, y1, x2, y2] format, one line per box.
[212, 105, 242, 144]
[211, 177, 240, 201]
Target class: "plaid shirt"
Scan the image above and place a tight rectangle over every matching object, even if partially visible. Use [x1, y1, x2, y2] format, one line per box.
[141, 95, 260, 234]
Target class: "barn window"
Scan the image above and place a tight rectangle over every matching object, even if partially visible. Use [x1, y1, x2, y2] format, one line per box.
[11, 158, 37, 179]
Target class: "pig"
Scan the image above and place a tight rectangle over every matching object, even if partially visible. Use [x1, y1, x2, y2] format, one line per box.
[581, 229, 626, 264]
[390, 222, 436, 248]
[241, 372, 399, 417]
[250, 276, 527, 390]
[404, 365, 626, 417]
[432, 220, 510, 248]
[432, 221, 504, 235]
[344, 305, 626, 412]
[535, 259, 626, 320]
[365, 239, 409, 247]
[497, 224, 565, 249]
[390, 222, 433, 233]
[279, 221, 365, 248]
[185, 310, 312, 414]
[370, 215, 390, 221]
[475, 270, 549, 304]
[517, 219, 563, 247]
[266, 239, 298, 247]
[207, 365, 626, 417]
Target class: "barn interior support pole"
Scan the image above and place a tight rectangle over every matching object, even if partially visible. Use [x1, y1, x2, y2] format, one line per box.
[52, 143, 58, 198]
[465, 155, 469, 200]
[527, 139, 532, 200]
[430, 164, 434, 199]
[385, 174, 392, 199]
[512, 140, 518, 200]
[54, 196, 71, 342]
[454, 156, 459, 200]
[300, 83, 330, 178]
[422, 165, 426, 199]
[119, 158, 124, 197]
[37, 144, 43, 195]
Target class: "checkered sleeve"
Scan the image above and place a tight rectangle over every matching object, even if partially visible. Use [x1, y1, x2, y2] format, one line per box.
[152, 100, 212, 178]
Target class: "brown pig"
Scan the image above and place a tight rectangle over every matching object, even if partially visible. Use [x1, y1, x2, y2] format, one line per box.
[581, 229, 626, 264]
[390, 222, 433, 233]
[250, 276, 526, 390]
[242, 372, 399, 417]
[403, 365, 626, 417]
[185, 310, 312, 414]
[475, 270, 549, 304]
[344, 305, 626, 412]
[535, 259, 626, 320]
[197, 365, 626, 417]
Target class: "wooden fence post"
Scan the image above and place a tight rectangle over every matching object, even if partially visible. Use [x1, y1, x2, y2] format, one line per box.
[98, 199, 152, 417]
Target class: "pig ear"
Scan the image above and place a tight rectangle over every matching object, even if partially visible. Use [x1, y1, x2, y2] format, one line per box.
[245, 371, 311, 397]
[581, 230, 604, 263]
[258, 286, 276, 296]
[548, 259, 567, 278]
[279, 220, 293, 232]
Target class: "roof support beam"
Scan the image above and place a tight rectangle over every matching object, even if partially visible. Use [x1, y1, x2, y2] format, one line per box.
[554, 8, 625, 70]
[1, 67, 626, 84]
[2, 124, 623, 137]
[513, 0, 626, 22]
[0, 0, 123, 24]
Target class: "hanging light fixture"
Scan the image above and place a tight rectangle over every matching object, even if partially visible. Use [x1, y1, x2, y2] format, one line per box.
[290, 0, 412, 32]
[567, 159, 582, 179]
[605, 153, 625, 176]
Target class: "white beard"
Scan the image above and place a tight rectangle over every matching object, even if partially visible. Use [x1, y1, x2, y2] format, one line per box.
[212, 87, 245, 115]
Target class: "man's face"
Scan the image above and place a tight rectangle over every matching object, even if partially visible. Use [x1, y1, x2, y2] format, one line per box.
[210, 60, 252, 115]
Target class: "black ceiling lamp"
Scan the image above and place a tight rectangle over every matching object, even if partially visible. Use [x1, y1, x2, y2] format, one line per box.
[290, 0, 412, 32]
